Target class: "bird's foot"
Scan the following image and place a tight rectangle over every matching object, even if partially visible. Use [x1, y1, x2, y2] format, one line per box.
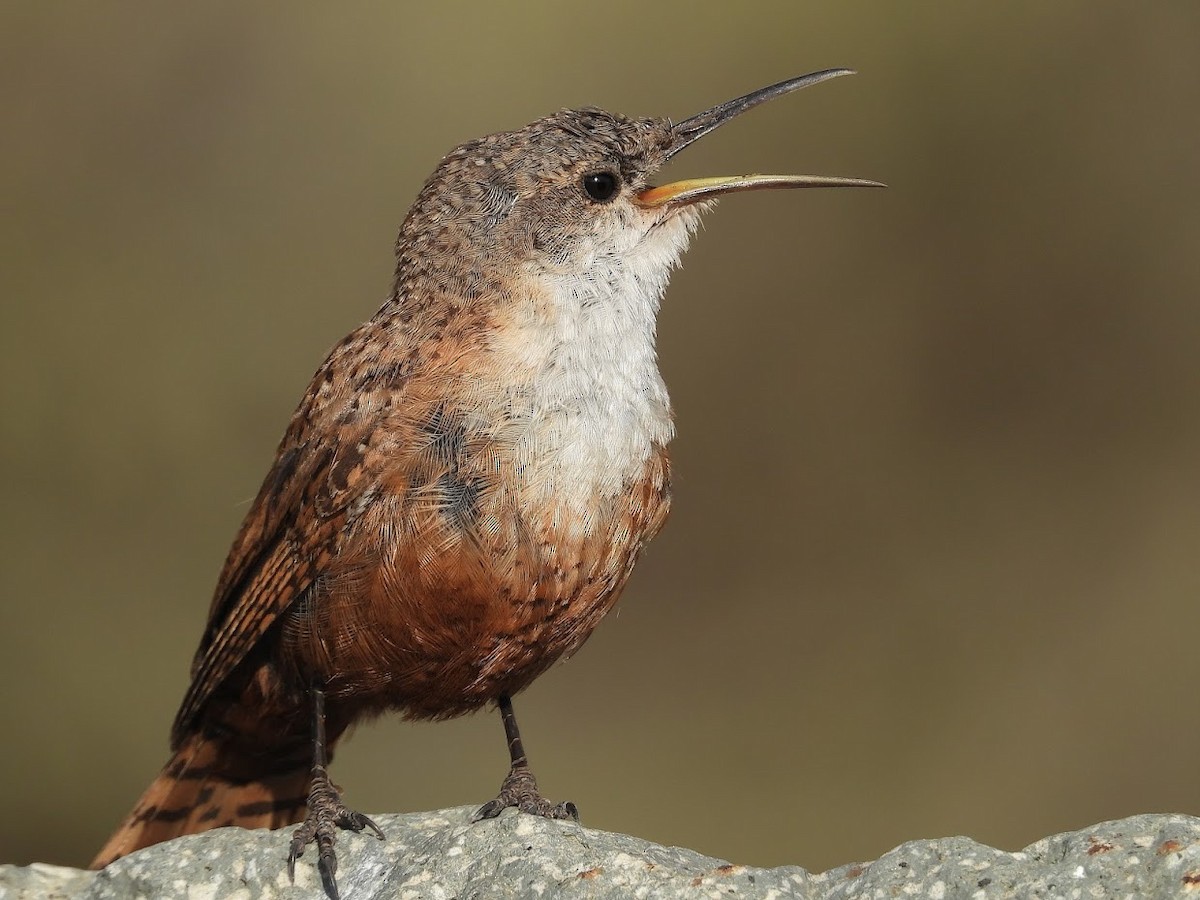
[472, 764, 579, 822]
[287, 765, 384, 900]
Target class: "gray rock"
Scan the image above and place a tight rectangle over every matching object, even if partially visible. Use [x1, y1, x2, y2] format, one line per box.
[2, 809, 1198, 899]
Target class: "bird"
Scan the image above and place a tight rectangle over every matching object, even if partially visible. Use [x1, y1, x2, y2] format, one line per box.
[91, 69, 881, 897]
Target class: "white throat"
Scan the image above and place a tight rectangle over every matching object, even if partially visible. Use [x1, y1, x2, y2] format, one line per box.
[491, 210, 699, 515]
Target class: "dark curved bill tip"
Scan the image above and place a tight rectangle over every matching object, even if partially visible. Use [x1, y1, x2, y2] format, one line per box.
[668, 68, 856, 159]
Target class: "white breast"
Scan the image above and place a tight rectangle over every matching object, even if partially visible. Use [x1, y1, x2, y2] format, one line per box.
[489, 210, 698, 529]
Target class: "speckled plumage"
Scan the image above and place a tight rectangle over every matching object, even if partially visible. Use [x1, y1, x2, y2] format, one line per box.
[94, 107, 692, 869]
[92, 71, 879, 887]
[184, 108, 693, 727]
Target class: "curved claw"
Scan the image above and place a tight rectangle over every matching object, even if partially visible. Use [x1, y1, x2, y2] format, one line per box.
[317, 838, 340, 900]
[472, 765, 579, 823]
[287, 825, 311, 881]
[286, 770, 386, 899]
[555, 801, 580, 822]
[472, 798, 506, 823]
[346, 810, 386, 840]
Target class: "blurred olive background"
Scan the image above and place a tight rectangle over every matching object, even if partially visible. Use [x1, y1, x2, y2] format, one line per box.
[3, 1, 1199, 873]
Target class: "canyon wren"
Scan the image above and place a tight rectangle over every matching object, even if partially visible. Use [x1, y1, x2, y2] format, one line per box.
[93, 69, 881, 896]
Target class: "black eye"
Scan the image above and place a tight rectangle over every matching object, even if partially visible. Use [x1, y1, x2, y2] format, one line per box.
[582, 171, 620, 202]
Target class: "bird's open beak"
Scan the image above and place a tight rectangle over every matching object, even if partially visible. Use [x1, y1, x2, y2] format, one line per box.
[636, 69, 884, 209]
[638, 173, 884, 207]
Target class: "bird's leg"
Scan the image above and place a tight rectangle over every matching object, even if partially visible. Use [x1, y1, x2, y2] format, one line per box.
[288, 686, 384, 899]
[472, 694, 578, 822]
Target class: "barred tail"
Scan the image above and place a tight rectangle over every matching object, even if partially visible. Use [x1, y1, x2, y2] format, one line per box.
[90, 733, 311, 868]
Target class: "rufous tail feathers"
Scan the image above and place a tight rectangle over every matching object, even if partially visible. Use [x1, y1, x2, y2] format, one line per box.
[90, 733, 310, 868]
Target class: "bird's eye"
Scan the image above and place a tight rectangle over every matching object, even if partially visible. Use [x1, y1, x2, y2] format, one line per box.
[582, 171, 620, 203]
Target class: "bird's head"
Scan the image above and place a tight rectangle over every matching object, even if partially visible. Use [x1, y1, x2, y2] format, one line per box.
[394, 69, 882, 299]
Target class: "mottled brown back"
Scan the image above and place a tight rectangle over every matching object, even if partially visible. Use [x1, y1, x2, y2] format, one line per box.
[95, 101, 702, 867]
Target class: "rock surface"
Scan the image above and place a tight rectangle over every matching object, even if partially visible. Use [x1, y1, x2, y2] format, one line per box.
[2, 809, 1198, 899]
